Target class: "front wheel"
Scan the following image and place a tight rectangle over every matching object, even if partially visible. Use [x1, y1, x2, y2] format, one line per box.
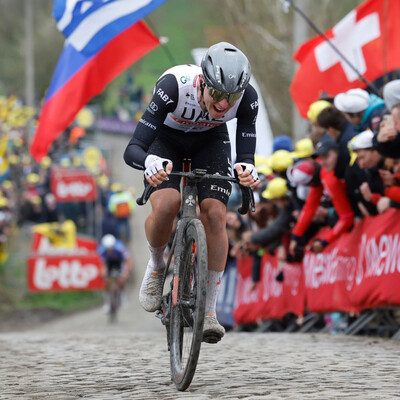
[170, 219, 208, 391]
[109, 278, 121, 323]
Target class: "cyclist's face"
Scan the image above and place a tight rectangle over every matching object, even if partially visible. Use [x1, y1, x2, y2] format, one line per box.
[200, 78, 239, 119]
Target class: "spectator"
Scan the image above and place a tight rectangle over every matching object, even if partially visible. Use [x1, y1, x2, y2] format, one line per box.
[242, 178, 296, 286]
[226, 210, 248, 260]
[349, 130, 397, 213]
[334, 88, 385, 132]
[107, 183, 135, 242]
[287, 157, 319, 204]
[287, 158, 333, 243]
[242, 177, 296, 254]
[373, 99, 400, 158]
[307, 99, 332, 146]
[101, 210, 119, 238]
[42, 193, 59, 223]
[316, 106, 358, 178]
[272, 135, 292, 153]
[289, 139, 354, 255]
[376, 158, 400, 213]
[268, 149, 294, 178]
[291, 138, 314, 161]
[27, 196, 43, 223]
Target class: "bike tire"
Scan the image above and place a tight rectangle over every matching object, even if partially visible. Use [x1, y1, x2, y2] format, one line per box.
[109, 281, 120, 323]
[170, 218, 207, 391]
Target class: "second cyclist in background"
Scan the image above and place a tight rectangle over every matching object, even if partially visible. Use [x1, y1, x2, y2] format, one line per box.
[98, 234, 131, 313]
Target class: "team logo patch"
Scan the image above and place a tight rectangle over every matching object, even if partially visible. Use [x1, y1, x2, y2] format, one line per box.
[180, 75, 191, 84]
[148, 102, 158, 113]
[185, 195, 195, 206]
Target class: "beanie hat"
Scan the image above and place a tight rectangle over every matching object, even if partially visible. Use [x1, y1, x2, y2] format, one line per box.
[307, 100, 331, 122]
[291, 138, 314, 159]
[334, 88, 370, 113]
[273, 135, 292, 152]
[383, 79, 400, 111]
[287, 160, 315, 185]
[349, 130, 374, 151]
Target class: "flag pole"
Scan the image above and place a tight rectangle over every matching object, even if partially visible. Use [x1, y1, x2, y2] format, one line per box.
[282, 0, 381, 96]
[145, 17, 177, 67]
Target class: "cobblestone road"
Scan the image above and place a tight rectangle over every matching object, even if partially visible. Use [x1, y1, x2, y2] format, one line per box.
[1, 330, 400, 399]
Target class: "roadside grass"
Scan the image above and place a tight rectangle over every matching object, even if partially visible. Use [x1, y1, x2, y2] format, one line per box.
[0, 226, 103, 315]
[15, 290, 103, 313]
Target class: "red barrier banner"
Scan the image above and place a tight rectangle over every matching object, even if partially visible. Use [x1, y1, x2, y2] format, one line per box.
[50, 168, 97, 202]
[303, 227, 357, 313]
[233, 257, 262, 325]
[303, 209, 400, 313]
[233, 255, 305, 325]
[232, 210, 400, 326]
[27, 253, 104, 292]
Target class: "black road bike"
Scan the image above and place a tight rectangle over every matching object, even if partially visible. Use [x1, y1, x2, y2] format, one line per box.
[137, 163, 255, 391]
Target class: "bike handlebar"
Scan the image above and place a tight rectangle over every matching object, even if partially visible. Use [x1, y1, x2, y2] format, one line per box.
[136, 169, 256, 214]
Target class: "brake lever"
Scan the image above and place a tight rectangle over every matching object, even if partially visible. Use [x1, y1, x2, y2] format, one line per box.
[237, 185, 255, 215]
[136, 184, 156, 206]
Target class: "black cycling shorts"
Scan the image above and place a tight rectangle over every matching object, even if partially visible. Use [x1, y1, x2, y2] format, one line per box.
[106, 260, 122, 277]
[147, 124, 232, 205]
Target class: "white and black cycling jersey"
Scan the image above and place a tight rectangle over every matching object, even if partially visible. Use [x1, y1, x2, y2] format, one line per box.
[124, 64, 259, 170]
[159, 64, 244, 132]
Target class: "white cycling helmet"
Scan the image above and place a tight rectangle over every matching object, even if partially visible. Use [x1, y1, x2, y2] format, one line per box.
[101, 234, 116, 249]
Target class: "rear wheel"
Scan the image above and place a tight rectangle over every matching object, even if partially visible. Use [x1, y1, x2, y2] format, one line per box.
[170, 219, 207, 391]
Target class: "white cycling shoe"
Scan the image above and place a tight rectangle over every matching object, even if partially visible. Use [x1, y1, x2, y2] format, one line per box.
[139, 261, 166, 312]
[202, 313, 225, 344]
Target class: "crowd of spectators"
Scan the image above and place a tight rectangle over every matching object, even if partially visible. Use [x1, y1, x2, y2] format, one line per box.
[0, 98, 135, 262]
[225, 79, 400, 289]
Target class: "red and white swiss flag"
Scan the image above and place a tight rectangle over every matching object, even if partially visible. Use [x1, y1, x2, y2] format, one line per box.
[290, 0, 400, 118]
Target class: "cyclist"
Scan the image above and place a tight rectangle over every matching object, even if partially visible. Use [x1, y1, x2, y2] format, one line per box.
[98, 234, 131, 311]
[124, 42, 260, 343]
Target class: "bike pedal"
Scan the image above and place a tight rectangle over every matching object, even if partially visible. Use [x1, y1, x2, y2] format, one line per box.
[202, 333, 222, 344]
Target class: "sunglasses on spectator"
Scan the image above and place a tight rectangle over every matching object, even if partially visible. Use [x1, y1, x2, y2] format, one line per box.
[207, 86, 243, 104]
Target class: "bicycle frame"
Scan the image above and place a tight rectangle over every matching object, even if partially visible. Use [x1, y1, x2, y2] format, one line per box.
[155, 162, 203, 344]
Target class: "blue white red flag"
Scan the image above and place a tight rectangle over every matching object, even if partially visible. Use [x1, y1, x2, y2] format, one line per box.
[30, 0, 167, 161]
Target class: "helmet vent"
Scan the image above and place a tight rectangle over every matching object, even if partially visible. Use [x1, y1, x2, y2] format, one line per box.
[219, 68, 225, 84]
[238, 71, 244, 86]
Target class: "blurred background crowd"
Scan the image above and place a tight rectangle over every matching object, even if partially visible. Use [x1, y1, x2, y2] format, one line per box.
[0, 94, 136, 263]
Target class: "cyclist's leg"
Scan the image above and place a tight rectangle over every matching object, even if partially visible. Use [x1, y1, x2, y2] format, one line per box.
[191, 128, 231, 339]
[200, 198, 228, 338]
[199, 198, 228, 272]
[139, 135, 182, 312]
[192, 126, 231, 272]
[144, 133, 182, 254]
[145, 189, 181, 248]
[103, 265, 112, 314]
